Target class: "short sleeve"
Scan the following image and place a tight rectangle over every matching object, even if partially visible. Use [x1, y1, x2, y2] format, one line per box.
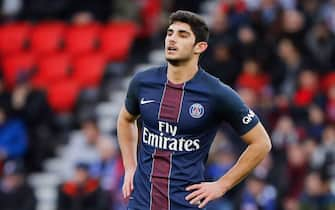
[215, 83, 259, 135]
[125, 74, 140, 116]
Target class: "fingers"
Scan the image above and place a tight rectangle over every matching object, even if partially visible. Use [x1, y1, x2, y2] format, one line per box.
[198, 196, 211, 208]
[189, 192, 207, 205]
[185, 188, 204, 201]
[122, 182, 129, 199]
[186, 183, 201, 191]
[185, 182, 216, 208]
[130, 176, 134, 191]
[122, 178, 134, 199]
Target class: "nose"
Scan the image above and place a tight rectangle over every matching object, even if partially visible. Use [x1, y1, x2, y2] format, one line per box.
[166, 34, 177, 44]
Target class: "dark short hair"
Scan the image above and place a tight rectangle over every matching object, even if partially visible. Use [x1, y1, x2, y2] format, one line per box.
[168, 10, 209, 43]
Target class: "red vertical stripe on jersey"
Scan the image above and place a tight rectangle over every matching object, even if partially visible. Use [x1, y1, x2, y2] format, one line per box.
[150, 80, 184, 210]
[159, 81, 185, 122]
[151, 150, 172, 210]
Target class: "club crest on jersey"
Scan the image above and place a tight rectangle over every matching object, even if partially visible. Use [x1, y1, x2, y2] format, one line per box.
[189, 103, 204, 118]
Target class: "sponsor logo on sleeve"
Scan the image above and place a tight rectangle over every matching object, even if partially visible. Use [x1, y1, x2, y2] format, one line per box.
[242, 109, 256, 124]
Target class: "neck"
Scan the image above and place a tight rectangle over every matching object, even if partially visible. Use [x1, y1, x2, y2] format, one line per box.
[167, 59, 199, 84]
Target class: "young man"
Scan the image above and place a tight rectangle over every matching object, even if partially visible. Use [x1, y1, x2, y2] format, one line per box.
[117, 10, 272, 210]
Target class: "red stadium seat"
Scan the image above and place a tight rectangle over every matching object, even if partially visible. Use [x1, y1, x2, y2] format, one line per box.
[138, 0, 161, 38]
[65, 23, 101, 56]
[0, 22, 31, 54]
[72, 53, 107, 88]
[32, 52, 71, 88]
[31, 21, 66, 55]
[100, 21, 138, 61]
[47, 79, 80, 113]
[2, 52, 36, 89]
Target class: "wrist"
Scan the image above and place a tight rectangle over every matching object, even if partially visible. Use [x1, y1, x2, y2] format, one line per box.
[217, 177, 233, 193]
[125, 165, 136, 172]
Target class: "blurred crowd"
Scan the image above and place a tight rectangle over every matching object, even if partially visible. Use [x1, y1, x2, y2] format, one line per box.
[0, 0, 335, 210]
[200, 0, 335, 210]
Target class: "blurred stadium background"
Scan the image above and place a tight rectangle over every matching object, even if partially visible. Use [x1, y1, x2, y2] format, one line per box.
[0, 0, 334, 210]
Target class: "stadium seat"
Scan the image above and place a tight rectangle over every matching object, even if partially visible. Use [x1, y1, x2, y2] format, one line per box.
[32, 53, 71, 88]
[138, 0, 161, 38]
[2, 52, 36, 89]
[64, 23, 101, 56]
[47, 79, 80, 113]
[31, 21, 66, 55]
[72, 53, 107, 89]
[100, 21, 137, 61]
[0, 22, 31, 54]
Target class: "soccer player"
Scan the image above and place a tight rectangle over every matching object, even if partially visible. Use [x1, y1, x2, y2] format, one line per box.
[117, 10, 272, 210]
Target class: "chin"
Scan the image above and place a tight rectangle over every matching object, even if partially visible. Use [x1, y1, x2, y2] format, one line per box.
[166, 57, 183, 66]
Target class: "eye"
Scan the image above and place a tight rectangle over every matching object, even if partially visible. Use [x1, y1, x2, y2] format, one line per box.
[167, 30, 173, 36]
[179, 32, 189, 38]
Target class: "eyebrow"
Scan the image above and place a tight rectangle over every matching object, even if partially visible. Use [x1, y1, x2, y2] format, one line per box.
[167, 28, 192, 35]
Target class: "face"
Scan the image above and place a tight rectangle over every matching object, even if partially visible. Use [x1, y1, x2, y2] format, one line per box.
[74, 168, 89, 184]
[82, 121, 99, 143]
[247, 178, 264, 196]
[165, 21, 207, 65]
[305, 173, 323, 196]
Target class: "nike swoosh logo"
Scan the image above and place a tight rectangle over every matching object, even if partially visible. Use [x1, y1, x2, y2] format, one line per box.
[141, 98, 155, 105]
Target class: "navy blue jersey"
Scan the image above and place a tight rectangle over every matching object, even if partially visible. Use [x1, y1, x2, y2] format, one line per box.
[124, 65, 259, 210]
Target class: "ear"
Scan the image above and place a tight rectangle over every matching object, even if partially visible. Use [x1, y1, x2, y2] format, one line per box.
[194, 42, 208, 54]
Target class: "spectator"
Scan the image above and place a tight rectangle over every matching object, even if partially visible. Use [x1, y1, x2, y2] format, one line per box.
[305, 105, 325, 141]
[0, 102, 27, 163]
[61, 116, 105, 179]
[208, 11, 233, 44]
[237, 87, 258, 109]
[298, 0, 321, 28]
[272, 39, 306, 98]
[253, 154, 280, 189]
[57, 162, 109, 210]
[111, 0, 140, 21]
[0, 0, 23, 21]
[271, 116, 299, 154]
[280, 10, 306, 51]
[10, 71, 56, 172]
[239, 173, 277, 210]
[293, 70, 319, 108]
[258, 0, 282, 26]
[236, 58, 270, 95]
[282, 197, 299, 210]
[305, 21, 335, 72]
[235, 25, 270, 65]
[310, 126, 335, 177]
[320, 0, 335, 34]
[0, 160, 36, 210]
[205, 41, 240, 86]
[299, 171, 335, 210]
[206, 141, 236, 210]
[217, 0, 250, 30]
[284, 144, 308, 199]
[90, 138, 125, 210]
[66, 0, 112, 21]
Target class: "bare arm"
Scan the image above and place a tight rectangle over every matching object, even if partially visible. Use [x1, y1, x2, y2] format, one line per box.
[117, 105, 139, 198]
[217, 122, 272, 190]
[186, 122, 272, 208]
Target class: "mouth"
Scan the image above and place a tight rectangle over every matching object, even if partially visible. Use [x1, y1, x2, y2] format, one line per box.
[167, 46, 178, 53]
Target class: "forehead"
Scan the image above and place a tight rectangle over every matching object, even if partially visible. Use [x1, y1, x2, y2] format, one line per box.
[168, 21, 193, 34]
